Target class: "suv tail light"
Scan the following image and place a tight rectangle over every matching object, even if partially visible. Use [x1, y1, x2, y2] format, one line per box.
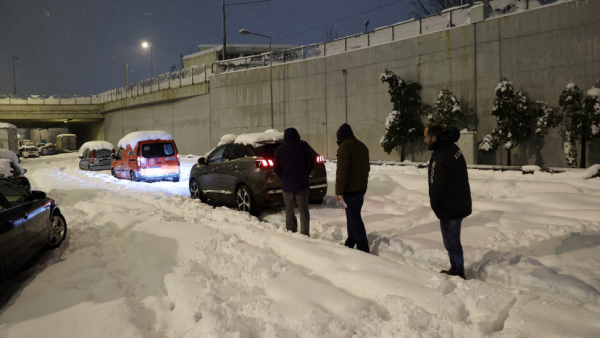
[137, 156, 141, 167]
[177, 153, 180, 166]
[255, 159, 274, 168]
[316, 155, 324, 163]
[91, 150, 95, 164]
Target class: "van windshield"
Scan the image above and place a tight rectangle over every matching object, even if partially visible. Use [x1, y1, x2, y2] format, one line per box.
[94, 149, 112, 157]
[142, 143, 175, 158]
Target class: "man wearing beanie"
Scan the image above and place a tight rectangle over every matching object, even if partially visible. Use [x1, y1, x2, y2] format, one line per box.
[335, 123, 371, 253]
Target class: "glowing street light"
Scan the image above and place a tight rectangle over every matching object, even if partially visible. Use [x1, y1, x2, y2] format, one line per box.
[142, 41, 153, 77]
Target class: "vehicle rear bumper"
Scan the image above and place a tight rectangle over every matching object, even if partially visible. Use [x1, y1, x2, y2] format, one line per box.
[137, 168, 180, 181]
[257, 182, 328, 207]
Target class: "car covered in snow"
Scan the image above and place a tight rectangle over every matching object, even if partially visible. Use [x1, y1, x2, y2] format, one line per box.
[39, 143, 56, 156]
[78, 141, 115, 171]
[0, 149, 30, 191]
[189, 130, 327, 215]
[20, 146, 39, 158]
[111, 131, 180, 182]
[0, 177, 67, 282]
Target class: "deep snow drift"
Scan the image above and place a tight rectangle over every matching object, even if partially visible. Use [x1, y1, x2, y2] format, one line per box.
[1, 153, 599, 337]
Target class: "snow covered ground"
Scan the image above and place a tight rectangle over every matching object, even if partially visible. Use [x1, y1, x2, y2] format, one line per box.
[1, 153, 600, 337]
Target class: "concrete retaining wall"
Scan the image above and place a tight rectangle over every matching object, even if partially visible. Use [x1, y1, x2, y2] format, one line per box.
[103, 0, 600, 166]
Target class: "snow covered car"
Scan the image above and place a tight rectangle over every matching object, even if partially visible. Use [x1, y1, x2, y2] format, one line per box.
[79, 141, 115, 171]
[111, 131, 180, 182]
[0, 177, 67, 282]
[189, 130, 327, 214]
[20, 146, 39, 158]
[0, 149, 31, 191]
[39, 144, 56, 156]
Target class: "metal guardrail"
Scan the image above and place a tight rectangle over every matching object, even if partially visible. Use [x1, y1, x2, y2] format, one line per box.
[211, 0, 556, 74]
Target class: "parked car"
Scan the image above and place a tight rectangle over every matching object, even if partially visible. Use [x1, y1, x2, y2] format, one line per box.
[39, 144, 56, 156]
[19, 146, 39, 158]
[189, 135, 327, 215]
[0, 177, 67, 282]
[0, 149, 30, 191]
[111, 131, 180, 182]
[79, 141, 114, 171]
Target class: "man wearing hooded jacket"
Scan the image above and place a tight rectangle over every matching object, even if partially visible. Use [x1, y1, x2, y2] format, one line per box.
[335, 123, 370, 253]
[424, 123, 472, 279]
[274, 128, 316, 236]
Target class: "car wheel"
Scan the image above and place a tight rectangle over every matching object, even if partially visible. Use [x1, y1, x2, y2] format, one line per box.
[236, 184, 259, 215]
[48, 213, 67, 248]
[189, 178, 207, 202]
[111, 168, 117, 178]
[172, 175, 180, 183]
[130, 171, 139, 182]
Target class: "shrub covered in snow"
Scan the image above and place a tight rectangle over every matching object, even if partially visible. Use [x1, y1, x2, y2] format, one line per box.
[478, 77, 536, 165]
[534, 101, 562, 137]
[379, 70, 424, 159]
[428, 87, 463, 129]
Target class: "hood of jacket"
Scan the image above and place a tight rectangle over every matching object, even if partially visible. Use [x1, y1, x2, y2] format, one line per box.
[336, 123, 354, 144]
[284, 128, 301, 142]
[429, 126, 460, 151]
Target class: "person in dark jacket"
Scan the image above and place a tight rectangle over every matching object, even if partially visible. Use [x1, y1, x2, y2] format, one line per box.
[335, 123, 370, 253]
[274, 128, 316, 236]
[424, 123, 472, 279]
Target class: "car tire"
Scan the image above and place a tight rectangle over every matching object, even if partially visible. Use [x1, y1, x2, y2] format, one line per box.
[48, 213, 67, 248]
[172, 175, 180, 183]
[130, 171, 139, 182]
[310, 197, 324, 205]
[111, 168, 117, 178]
[235, 184, 259, 215]
[189, 178, 207, 202]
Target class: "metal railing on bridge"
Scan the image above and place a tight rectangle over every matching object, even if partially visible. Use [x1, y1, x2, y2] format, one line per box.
[211, 0, 557, 74]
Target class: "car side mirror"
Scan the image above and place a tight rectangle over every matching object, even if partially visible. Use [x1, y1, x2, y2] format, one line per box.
[79, 156, 83, 159]
[31, 190, 46, 199]
[110, 153, 116, 160]
[198, 157, 206, 165]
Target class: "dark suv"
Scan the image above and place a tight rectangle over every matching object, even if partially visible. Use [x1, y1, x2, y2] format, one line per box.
[189, 141, 327, 214]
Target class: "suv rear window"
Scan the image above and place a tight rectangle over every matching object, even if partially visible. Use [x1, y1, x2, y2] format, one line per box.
[252, 143, 282, 158]
[94, 149, 112, 157]
[142, 143, 175, 158]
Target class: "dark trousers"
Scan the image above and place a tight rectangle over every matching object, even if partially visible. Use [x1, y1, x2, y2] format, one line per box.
[282, 189, 310, 236]
[344, 192, 369, 253]
[440, 218, 464, 272]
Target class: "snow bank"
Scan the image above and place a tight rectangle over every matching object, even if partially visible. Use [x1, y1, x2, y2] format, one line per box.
[522, 165, 541, 172]
[0, 148, 19, 164]
[118, 131, 173, 149]
[0, 159, 13, 177]
[217, 134, 237, 146]
[233, 129, 284, 145]
[582, 164, 600, 179]
[57, 134, 76, 137]
[0, 122, 17, 129]
[79, 141, 115, 156]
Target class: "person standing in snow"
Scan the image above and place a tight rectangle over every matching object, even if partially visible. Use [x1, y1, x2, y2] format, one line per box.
[274, 128, 316, 236]
[424, 123, 472, 280]
[335, 123, 370, 253]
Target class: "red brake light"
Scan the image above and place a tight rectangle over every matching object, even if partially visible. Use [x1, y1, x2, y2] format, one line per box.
[316, 155, 324, 163]
[255, 159, 274, 168]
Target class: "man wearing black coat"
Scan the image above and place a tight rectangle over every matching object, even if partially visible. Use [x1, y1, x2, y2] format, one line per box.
[274, 128, 316, 236]
[424, 123, 472, 279]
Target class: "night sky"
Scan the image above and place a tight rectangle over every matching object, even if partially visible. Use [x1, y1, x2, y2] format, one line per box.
[0, 0, 412, 97]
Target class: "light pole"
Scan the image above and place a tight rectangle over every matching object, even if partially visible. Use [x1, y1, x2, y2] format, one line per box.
[240, 29, 273, 129]
[142, 41, 153, 78]
[364, 20, 370, 34]
[9, 52, 19, 95]
[222, 0, 270, 61]
[342, 69, 348, 123]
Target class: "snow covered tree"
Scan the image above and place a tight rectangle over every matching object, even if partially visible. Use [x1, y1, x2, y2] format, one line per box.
[478, 77, 533, 166]
[380, 70, 425, 161]
[559, 81, 600, 168]
[429, 87, 463, 129]
[534, 102, 563, 138]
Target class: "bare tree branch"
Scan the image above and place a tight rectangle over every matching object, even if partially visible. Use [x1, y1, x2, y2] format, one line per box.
[322, 25, 338, 43]
[409, 0, 472, 18]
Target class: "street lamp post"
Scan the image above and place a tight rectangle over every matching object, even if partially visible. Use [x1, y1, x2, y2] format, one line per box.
[364, 20, 370, 34]
[142, 41, 153, 78]
[240, 29, 273, 129]
[222, 0, 270, 61]
[9, 52, 19, 95]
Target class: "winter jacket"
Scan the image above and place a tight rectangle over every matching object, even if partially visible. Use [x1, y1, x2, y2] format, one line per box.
[427, 126, 472, 220]
[274, 128, 316, 192]
[335, 124, 370, 195]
